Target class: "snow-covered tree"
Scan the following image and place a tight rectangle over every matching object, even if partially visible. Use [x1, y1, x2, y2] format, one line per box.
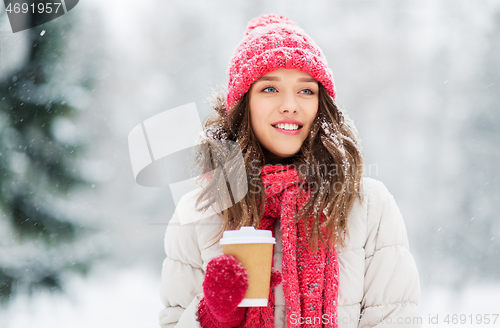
[0, 13, 103, 302]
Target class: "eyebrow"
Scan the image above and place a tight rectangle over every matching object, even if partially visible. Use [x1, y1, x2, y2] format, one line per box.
[255, 76, 317, 83]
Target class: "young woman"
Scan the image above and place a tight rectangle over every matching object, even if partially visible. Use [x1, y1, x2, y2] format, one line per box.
[159, 14, 421, 328]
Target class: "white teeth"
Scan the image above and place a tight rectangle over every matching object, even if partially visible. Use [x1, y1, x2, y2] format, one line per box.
[274, 123, 299, 130]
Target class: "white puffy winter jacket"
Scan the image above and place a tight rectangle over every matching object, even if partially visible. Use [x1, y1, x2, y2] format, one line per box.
[159, 177, 422, 327]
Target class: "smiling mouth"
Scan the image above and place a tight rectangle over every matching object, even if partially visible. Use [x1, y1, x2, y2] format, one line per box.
[271, 123, 303, 131]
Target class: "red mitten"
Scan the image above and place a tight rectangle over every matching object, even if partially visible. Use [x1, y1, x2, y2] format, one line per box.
[198, 255, 248, 328]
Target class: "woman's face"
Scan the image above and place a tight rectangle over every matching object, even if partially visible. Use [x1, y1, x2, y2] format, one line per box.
[248, 68, 319, 164]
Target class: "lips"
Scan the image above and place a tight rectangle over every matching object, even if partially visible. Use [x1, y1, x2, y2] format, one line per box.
[270, 119, 304, 136]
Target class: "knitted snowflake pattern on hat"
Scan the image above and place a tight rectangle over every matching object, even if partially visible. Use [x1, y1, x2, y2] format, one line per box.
[226, 14, 336, 113]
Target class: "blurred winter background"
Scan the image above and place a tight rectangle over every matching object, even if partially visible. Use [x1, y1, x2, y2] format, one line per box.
[0, 0, 499, 327]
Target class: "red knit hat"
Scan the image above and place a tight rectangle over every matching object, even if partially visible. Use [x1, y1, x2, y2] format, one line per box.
[225, 14, 336, 113]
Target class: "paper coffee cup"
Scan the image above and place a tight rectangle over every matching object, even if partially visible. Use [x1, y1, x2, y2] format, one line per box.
[219, 226, 276, 307]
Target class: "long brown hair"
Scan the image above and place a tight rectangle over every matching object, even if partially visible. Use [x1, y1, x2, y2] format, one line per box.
[192, 83, 364, 250]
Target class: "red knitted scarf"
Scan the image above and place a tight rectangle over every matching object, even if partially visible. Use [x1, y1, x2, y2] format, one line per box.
[243, 165, 339, 328]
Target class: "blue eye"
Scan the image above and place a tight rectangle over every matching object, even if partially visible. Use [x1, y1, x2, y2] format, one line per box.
[262, 86, 277, 93]
[301, 89, 314, 95]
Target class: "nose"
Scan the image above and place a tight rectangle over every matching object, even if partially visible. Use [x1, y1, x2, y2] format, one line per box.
[278, 92, 299, 114]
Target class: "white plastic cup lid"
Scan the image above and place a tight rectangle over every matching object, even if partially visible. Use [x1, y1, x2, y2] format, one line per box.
[219, 226, 276, 245]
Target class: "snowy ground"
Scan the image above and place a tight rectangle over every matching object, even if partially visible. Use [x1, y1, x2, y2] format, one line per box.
[2, 264, 500, 328]
[1, 264, 164, 328]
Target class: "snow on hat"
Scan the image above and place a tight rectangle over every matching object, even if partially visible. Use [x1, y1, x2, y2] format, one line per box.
[225, 14, 336, 113]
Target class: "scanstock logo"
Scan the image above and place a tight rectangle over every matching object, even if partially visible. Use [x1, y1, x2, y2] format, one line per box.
[128, 103, 248, 224]
[3, 0, 79, 33]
